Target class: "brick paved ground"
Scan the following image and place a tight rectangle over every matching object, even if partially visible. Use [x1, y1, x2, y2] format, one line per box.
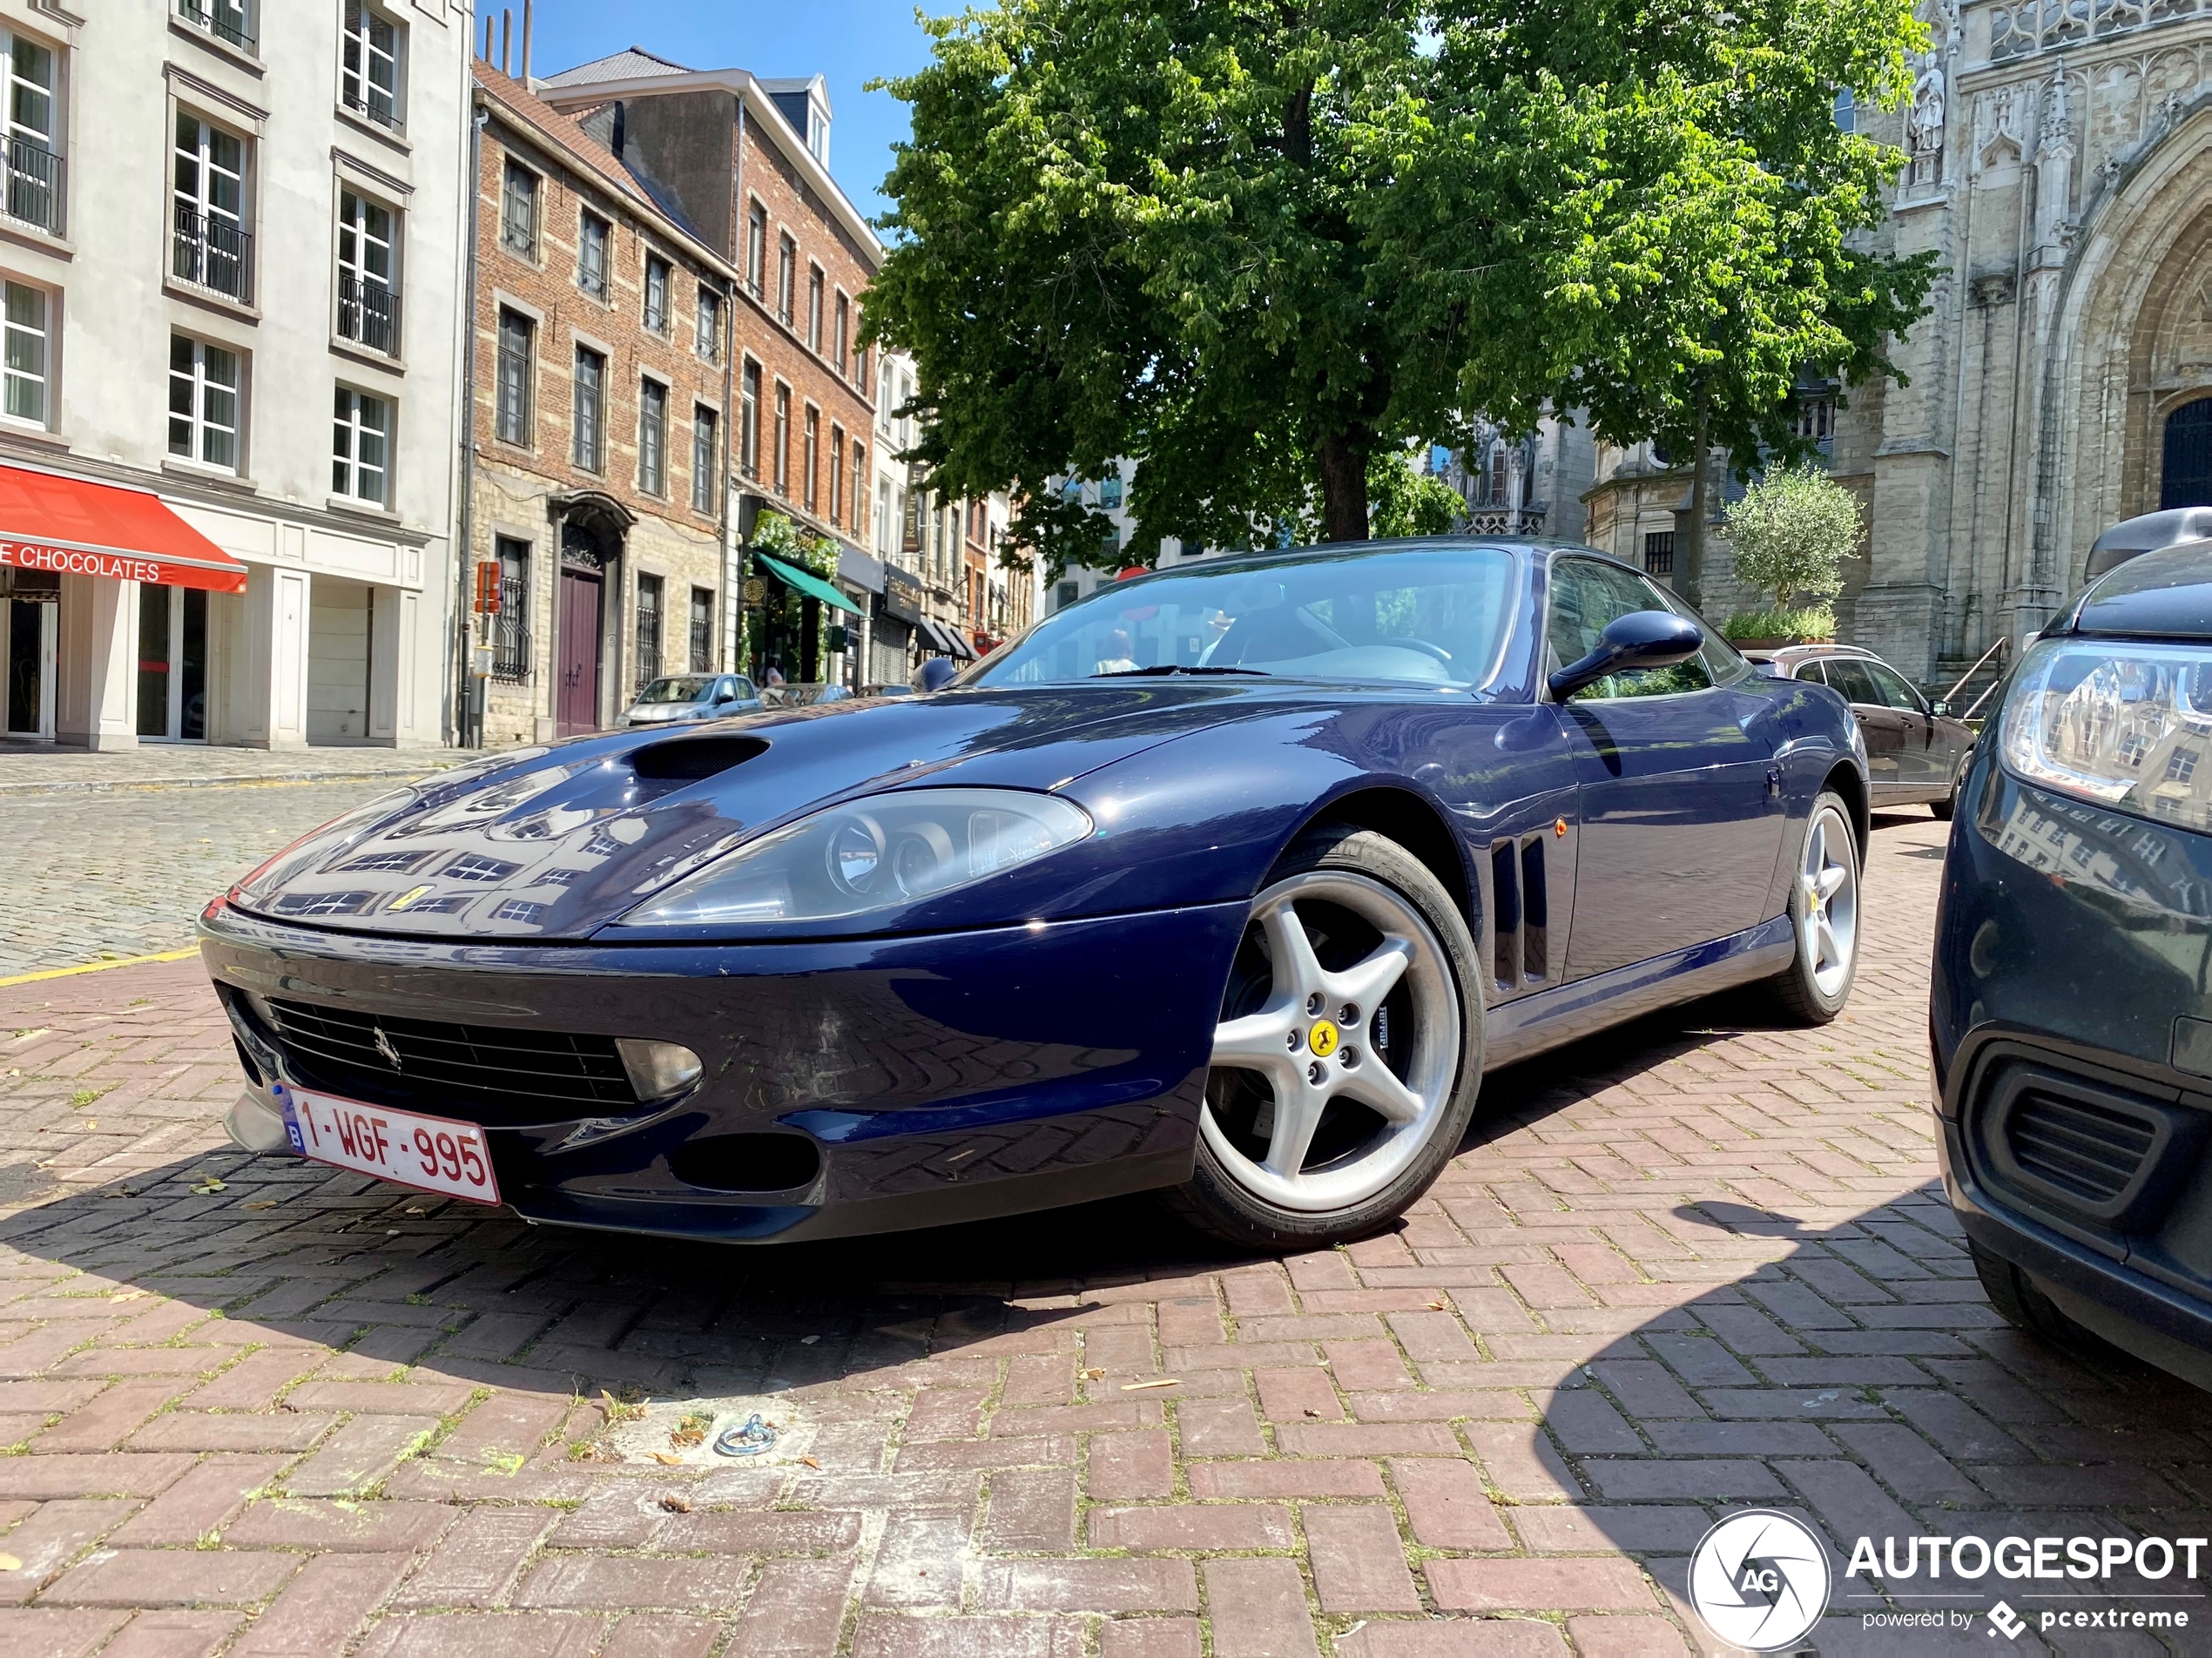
[0, 810, 2205, 1655]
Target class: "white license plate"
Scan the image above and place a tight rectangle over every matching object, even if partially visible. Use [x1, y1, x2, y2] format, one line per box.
[270, 1082, 502, 1206]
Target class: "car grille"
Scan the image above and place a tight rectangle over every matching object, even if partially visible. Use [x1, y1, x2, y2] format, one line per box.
[2004, 1088, 2156, 1206]
[262, 996, 636, 1122]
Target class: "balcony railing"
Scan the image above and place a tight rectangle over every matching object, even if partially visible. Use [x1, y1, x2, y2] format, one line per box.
[3, 140, 60, 235]
[177, 1, 256, 53]
[337, 272, 401, 355]
[492, 618, 532, 683]
[1464, 506, 1546, 536]
[342, 84, 401, 132]
[689, 618, 714, 674]
[173, 204, 253, 303]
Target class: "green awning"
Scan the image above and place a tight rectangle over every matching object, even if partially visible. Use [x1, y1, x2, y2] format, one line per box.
[752, 551, 864, 617]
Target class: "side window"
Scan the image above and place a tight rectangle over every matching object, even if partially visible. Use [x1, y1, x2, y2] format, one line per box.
[1792, 661, 1827, 683]
[1862, 660, 1925, 711]
[1822, 658, 1880, 705]
[1546, 559, 1713, 701]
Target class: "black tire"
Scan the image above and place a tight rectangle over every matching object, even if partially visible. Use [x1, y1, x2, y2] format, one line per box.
[1928, 771, 1959, 821]
[1969, 1239, 2088, 1345]
[1764, 790, 1861, 1026]
[1166, 825, 1485, 1250]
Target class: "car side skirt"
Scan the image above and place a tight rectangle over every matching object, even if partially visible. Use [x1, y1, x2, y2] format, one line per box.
[1486, 914, 1795, 1069]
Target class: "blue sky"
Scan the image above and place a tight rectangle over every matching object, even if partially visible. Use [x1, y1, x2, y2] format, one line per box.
[514, 1, 941, 223]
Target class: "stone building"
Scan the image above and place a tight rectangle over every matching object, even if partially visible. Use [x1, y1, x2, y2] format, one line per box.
[0, 1, 469, 751]
[1588, 0, 2212, 691]
[463, 60, 737, 745]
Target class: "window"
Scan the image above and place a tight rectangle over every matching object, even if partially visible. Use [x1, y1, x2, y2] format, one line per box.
[852, 443, 867, 541]
[876, 478, 892, 555]
[1821, 657, 1878, 706]
[833, 293, 849, 377]
[689, 586, 714, 672]
[807, 266, 823, 352]
[332, 387, 389, 504]
[1056, 581, 1079, 610]
[173, 113, 250, 301]
[777, 233, 795, 327]
[1642, 530, 1675, 576]
[739, 361, 759, 479]
[167, 335, 239, 470]
[638, 376, 667, 495]
[577, 211, 609, 299]
[643, 253, 671, 334]
[691, 404, 718, 514]
[635, 574, 663, 692]
[0, 33, 57, 234]
[336, 189, 398, 354]
[2171, 748, 2201, 785]
[772, 382, 790, 494]
[492, 536, 529, 682]
[1792, 395, 1833, 441]
[572, 345, 604, 470]
[495, 307, 532, 443]
[340, 3, 402, 130]
[695, 285, 721, 361]
[2, 281, 46, 424]
[500, 160, 536, 256]
[1862, 659, 1925, 712]
[1098, 475, 1123, 509]
[803, 406, 819, 513]
[745, 201, 765, 299]
[1546, 558, 1716, 700]
[176, 2, 254, 53]
[830, 426, 845, 526]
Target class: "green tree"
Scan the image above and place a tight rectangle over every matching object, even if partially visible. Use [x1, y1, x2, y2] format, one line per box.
[1723, 462, 1860, 610]
[864, 0, 1936, 576]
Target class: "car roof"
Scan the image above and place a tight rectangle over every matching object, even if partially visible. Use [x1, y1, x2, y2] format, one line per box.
[2058, 537, 2212, 639]
[1096, 535, 1642, 591]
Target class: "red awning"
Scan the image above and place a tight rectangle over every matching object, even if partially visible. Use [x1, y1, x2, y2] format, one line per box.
[0, 466, 250, 593]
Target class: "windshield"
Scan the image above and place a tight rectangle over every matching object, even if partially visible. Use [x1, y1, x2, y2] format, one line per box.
[635, 676, 716, 704]
[972, 545, 1520, 690]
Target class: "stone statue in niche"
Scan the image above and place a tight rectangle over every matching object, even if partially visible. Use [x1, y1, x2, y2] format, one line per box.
[1907, 58, 1947, 188]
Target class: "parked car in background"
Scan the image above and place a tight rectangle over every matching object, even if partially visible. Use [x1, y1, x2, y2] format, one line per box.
[623, 674, 760, 727]
[1934, 538, 2212, 1391]
[858, 684, 914, 698]
[203, 539, 1869, 1250]
[1749, 644, 1976, 818]
[761, 682, 850, 708]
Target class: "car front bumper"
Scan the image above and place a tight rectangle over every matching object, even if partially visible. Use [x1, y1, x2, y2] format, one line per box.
[199, 898, 1246, 1242]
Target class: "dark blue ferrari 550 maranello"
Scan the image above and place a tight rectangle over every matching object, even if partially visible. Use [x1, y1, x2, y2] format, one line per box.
[201, 539, 1871, 1248]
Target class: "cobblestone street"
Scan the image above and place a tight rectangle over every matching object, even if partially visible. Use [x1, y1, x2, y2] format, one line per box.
[0, 810, 2203, 1655]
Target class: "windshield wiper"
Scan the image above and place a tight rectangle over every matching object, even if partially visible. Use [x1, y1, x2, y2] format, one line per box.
[1092, 664, 1270, 677]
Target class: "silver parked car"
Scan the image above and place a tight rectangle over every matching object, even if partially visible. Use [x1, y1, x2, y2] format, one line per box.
[623, 673, 761, 727]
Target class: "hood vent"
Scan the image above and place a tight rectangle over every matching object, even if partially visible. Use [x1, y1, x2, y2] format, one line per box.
[631, 734, 769, 783]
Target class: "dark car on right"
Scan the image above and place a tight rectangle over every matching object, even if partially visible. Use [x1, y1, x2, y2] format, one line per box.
[1751, 644, 1977, 818]
[1934, 537, 2212, 1390]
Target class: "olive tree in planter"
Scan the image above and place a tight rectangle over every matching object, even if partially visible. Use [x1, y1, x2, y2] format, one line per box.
[1720, 463, 1860, 646]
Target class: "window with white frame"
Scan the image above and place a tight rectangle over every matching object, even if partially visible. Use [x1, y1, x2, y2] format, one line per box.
[695, 285, 721, 361]
[336, 188, 398, 354]
[2, 282, 46, 425]
[776, 233, 794, 326]
[340, 2, 403, 130]
[577, 210, 609, 299]
[745, 201, 765, 299]
[739, 359, 759, 479]
[500, 159, 536, 256]
[638, 376, 667, 495]
[176, 2, 254, 54]
[333, 387, 389, 504]
[0, 33, 57, 235]
[806, 266, 823, 352]
[168, 334, 240, 470]
[572, 344, 604, 470]
[173, 112, 249, 301]
[643, 252, 670, 334]
[691, 404, 717, 514]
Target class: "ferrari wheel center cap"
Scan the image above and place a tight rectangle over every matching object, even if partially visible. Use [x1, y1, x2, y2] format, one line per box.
[1307, 1019, 1340, 1057]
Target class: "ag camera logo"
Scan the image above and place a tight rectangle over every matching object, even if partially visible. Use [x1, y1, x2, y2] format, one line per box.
[1689, 1509, 1833, 1651]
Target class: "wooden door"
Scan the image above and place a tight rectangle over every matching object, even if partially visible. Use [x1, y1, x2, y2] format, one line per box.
[556, 569, 603, 737]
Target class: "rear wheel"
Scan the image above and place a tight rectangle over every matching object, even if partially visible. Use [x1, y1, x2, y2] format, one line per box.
[1764, 792, 1860, 1025]
[1929, 766, 1960, 821]
[1969, 1239, 2092, 1346]
[1168, 826, 1483, 1250]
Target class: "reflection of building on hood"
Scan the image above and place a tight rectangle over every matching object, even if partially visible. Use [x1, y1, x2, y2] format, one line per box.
[1992, 795, 2209, 919]
[2042, 663, 2212, 832]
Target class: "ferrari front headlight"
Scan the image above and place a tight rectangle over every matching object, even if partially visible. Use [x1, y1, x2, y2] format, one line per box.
[1998, 637, 2212, 832]
[617, 787, 1093, 927]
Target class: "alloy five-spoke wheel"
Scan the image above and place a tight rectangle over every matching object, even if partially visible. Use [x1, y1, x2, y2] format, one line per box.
[1203, 869, 1459, 1213]
[1767, 791, 1861, 1025]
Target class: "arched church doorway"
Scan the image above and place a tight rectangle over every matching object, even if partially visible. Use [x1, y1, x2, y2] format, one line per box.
[2161, 397, 2212, 509]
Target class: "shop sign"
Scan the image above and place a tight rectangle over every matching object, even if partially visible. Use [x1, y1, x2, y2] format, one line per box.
[883, 564, 923, 624]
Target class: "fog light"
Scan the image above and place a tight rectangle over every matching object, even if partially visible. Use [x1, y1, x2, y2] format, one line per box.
[616, 1038, 704, 1101]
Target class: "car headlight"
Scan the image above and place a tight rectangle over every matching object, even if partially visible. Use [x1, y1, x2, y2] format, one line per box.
[617, 787, 1094, 927]
[1998, 637, 2212, 831]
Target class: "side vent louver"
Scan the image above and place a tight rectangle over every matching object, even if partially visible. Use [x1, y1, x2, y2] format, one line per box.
[1490, 835, 1549, 994]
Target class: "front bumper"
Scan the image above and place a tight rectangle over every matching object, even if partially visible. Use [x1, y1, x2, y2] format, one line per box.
[200, 898, 1246, 1242]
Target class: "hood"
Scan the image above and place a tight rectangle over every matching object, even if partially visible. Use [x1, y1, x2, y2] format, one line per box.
[226, 682, 1309, 940]
[2060, 539, 2212, 638]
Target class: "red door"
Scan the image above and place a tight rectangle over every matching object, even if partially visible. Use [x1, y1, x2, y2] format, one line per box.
[556, 569, 603, 737]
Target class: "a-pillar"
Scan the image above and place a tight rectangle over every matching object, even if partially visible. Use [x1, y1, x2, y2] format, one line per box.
[234, 562, 312, 750]
[54, 572, 137, 751]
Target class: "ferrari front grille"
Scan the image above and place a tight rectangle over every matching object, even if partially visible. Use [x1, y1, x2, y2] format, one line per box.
[262, 997, 637, 1113]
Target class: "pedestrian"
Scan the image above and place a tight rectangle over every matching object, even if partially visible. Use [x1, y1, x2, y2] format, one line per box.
[1094, 627, 1139, 676]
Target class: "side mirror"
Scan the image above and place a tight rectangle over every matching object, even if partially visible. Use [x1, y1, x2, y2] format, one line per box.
[1548, 610, 1705, 702]
[1931, 698, 1951, 718]
[914, 657, 960, 692]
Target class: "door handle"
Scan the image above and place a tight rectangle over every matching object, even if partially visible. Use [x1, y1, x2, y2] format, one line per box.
[1766, 765, 1782, 798]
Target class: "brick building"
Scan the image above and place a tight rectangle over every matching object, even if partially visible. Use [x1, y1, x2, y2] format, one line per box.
[536, 50, 886, 690]
[463, 59, 737, 745]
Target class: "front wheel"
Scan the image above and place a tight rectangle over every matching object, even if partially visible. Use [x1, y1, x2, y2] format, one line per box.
[1166, 826, 1484, 1250]
[1764, 792, 1861, 1025]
